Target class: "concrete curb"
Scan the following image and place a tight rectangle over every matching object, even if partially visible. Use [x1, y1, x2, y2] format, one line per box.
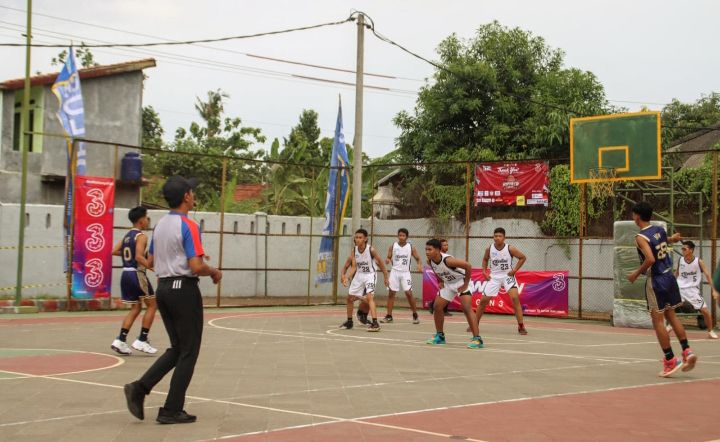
[0, 298, 127, 312]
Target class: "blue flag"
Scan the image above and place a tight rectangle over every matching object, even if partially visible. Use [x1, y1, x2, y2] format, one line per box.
[52, 47, 87, 174]
[316, 99, 350, 284]
[52, 47, 86, 272]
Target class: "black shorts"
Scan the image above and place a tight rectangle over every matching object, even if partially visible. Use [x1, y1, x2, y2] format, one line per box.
[120, 270, 155, 304]
[645, 272, 682, 313]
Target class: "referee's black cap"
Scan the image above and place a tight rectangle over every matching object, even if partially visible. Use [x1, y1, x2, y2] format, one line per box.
[162, 176, 199, 208]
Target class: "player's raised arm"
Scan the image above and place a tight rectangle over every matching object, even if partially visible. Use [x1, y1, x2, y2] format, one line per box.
[508, 246, 526, 276]
[411, 245, 423, 273]
[668, 231, 683, 244]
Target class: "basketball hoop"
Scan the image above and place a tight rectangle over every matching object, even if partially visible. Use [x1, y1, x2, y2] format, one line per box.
[588, 167, 617, 199]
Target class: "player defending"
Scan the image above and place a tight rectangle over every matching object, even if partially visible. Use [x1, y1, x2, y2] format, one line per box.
[340, 229, 389, 332]
[674, 240, 719, 339]
[628, 201, 697, 377]
[111, 207, 158, 355]
[425, 239, 483, 348]
[382, 228, 422, 324]
[476, 227, 528, 335]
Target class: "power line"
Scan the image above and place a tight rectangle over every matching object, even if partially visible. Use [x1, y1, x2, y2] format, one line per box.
[0, 4, 426, 83]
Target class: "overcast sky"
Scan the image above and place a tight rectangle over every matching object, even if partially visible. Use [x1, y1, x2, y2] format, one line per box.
[1, 0, 718, 158]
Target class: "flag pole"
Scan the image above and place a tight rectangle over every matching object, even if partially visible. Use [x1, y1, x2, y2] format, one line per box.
[15, 0, 32, 307]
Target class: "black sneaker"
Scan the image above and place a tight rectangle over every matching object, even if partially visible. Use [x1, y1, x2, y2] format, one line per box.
[412, 313, 420, 324]
[156, 408, 197, 424]
[380, 315, 393, 323]
[339, 319, 353, 329]
[368, 322, 381, 332]
[444, 310, 452, 317]
[123, 382, 145, 420]
[356, 311, 370, 325]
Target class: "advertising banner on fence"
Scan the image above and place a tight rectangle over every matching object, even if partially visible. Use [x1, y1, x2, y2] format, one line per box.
[474, 161, 549, 206]
[72, 176, 115, 299]
[422, 268, 569, 317]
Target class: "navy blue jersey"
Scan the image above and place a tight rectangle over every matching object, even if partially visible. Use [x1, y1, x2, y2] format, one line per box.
[636, 225, 673, 275]
[121, 229, 147, 270]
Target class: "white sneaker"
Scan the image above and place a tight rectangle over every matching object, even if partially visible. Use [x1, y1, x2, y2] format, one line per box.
[111, 339, 132, 355]
[665, 324, 673, 334]
[708, 330, 718, 339]
[131, 339, 158, 354]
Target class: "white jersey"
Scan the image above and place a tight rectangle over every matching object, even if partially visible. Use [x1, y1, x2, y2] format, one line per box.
[429, 253, 465, 284]
[391, 242, 413, 272]
[677, 257, 701, 290]
[354, 245, 376, 275]
[489, 243, 513, 278]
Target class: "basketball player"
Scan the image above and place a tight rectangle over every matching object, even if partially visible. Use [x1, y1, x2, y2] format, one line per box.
[628, 201, 697, 377]
[425, 239, 483, 348]
[381, 228, 422, 324]
[476, 228, 528, 335]
[674, 240, 718, 339]
[340, 229, 389, 332]
[111, 207, 158, 356]
[341, 255, 371, 326]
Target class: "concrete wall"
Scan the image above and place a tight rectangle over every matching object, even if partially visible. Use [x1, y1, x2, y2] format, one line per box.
[0, 71, 144, 207]
[1, 203, 717, 314]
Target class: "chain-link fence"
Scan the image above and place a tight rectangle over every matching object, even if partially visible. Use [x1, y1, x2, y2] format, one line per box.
[3, 135, 718, 321]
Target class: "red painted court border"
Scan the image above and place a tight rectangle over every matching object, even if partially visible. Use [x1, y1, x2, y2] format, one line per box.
[224, 378, 720, 442]
[0, 350, 122, 376]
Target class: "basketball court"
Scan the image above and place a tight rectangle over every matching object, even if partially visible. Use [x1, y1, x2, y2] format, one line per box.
[1, 306, 719, 441]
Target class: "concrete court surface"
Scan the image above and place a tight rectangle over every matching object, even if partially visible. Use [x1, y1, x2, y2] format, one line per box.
[0, 306, 719, 442]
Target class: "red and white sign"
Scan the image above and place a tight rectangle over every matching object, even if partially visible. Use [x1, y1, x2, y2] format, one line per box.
[72, 176, 115, 299]
[475, 161, 549, 206]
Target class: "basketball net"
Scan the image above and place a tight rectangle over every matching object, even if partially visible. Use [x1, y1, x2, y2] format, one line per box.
[588, 167, 617, 199]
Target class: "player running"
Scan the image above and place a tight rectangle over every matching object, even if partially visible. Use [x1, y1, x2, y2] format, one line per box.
[381, 228, 422, 324]
[628, 201, 697, 377]
[111, 207, 158, 355]
[425, 239, 483, 349]
[475, 227, 528, 335]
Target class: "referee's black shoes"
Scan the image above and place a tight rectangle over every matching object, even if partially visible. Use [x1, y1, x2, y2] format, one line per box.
[157, 408, 197, 424]
[123, 382, 146, 420]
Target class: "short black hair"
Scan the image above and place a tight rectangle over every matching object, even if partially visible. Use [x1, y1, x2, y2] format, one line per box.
[682, 240, 696, 250]
[494, 227, 506, 235]
[439, 238, 448, 244]
[632, 201, 653, 222]
[162, 176, 198, 209]
[426, 238, 441, 249]
[398, 228, 409, 236]
[128, 206, 147, 224]
[355, 228, 368, 237]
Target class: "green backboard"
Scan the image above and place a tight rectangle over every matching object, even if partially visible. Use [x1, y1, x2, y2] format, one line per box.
[570, 112, 661, 183]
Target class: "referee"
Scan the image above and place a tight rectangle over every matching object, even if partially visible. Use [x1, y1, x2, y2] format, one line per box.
[123, 176, 222, 424]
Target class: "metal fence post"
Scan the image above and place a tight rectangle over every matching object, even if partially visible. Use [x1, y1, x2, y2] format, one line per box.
[711, 149, 718, 328]
[216, 158, 227, 307]
[465, 162, 471, 261]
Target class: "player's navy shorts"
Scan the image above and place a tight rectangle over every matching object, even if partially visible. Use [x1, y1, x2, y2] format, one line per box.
[120, 270, 155, 304]
[645, 271, 682, 313]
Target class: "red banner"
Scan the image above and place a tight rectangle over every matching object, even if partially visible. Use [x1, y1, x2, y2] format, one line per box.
[72, 176, 115, 299]
[475, 161, 549, 206]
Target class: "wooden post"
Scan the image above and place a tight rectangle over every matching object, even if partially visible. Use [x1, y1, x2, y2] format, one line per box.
[711, 149, 718, 328]
[465, 162, 471, 261]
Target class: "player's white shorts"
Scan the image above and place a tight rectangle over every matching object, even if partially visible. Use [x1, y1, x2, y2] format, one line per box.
[389, 269, 412, 292]
[438, 280, 469, 302]
[483, 275, 518, 297]
[349, 273, 377, 298]
[679, 286, 706, 310]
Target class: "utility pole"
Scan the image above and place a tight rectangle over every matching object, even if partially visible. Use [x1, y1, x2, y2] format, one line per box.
[15, 0, 32, 307]
[351, 13, 365, 233]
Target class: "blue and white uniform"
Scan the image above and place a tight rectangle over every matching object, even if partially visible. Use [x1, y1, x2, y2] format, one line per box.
[636, 225, 682, 312]
[349, 244, 377, 298]
[483, 243, 518, 297]
[429, 253, 467, 302]
[389, 242, 413, 292]
[120, 228, 154, 304]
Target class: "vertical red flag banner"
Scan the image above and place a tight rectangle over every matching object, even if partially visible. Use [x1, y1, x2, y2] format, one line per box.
[475, 161, 549, 206]
[72, 176, 115, 299]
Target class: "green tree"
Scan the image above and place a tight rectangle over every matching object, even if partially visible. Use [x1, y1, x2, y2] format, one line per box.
[51, 43, 98, 68]
[142, 106, 164, 149]
[147, 89, 265, 210]
[661, 92, 720, 148]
